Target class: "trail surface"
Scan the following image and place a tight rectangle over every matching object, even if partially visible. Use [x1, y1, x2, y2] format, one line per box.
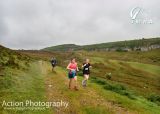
[40, 61, 136, 114]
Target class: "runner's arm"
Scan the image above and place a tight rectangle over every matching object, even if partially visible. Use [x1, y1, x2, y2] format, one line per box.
[67, 63, 75, 71]
[82, 63, 86, 68]
[77, 67, 79, 72]
[67, 63, 72, 70]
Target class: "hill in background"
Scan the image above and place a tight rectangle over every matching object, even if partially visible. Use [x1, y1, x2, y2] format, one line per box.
[0, 45, 30, 68]
[1, 44, 160, 114]
[42, 37, 160, 52]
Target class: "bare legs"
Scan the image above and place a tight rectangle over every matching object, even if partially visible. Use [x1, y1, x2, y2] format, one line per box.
[82, 74, 89, 87]
[52, 66, 56, 73]
[74, 76, 78, 90]
[69, 76, 78, 90]
[69, 79, 73, 89]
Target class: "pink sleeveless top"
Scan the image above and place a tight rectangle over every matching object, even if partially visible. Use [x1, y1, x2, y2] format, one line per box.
[68, 62, 77, 70]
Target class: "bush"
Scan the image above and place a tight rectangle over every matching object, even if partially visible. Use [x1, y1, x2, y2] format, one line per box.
[104, 84, 126, 91]
[91, 78, 106, 85]
[148, 94, 160, 105]
[105, 72, 112, 80]
[104, 84, 135, 99]
[77, 71, 83, 77]
[91, 77, 136, 99]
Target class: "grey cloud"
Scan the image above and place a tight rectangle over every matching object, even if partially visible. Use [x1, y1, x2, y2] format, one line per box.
[0, 0, 159, 49]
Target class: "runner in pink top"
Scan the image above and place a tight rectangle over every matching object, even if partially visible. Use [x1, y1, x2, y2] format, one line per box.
[68, 62, 77, 71]
[67, 58, 79, 90]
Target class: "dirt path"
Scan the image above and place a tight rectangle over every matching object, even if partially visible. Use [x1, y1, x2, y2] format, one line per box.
[40, 61, 136, 114]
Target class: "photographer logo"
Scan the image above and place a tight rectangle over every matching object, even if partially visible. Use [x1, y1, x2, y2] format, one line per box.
[130, 7, 153, 24]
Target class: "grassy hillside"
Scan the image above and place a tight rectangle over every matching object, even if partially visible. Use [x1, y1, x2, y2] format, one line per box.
[0, 45, 30, 68]
[0, 45, 52, 114]
[19, 49, 160, 105]
[45, 64, 160, 114]
[0, 45, 30, 93]
[42, 44, 81, 51]
[41, 37, 160, 51]
[82, 37, 160, 51]
[1, 45, 160, 114]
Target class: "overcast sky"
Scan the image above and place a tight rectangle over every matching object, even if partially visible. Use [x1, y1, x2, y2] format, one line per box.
[0, 0, 159, 49]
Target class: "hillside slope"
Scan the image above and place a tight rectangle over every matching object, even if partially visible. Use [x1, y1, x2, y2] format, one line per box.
[1, 59, 160, 114]
[41, 37, 160, 51]
[1, 45, 160, 114]
[0, 45, 30, 68]
[42, 44, 81, 51]
[44, 63, 160, 114]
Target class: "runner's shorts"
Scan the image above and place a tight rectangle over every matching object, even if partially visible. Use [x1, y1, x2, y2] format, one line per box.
[68, 70, 76, 79]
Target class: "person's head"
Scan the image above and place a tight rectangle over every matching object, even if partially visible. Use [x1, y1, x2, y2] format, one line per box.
[85, 59, 89, 63]
[71, 58, 76, 63]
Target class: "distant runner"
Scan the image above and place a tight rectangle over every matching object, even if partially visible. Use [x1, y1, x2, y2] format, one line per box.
[51, 57, 57, 71]
[67, 58, 79, 90]
[82, 59, 92, 87]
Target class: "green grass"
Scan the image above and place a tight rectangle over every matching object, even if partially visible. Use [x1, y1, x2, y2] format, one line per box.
[82, 106, 113, 114]
[128, 62, 160, 76]
[45, 63, 160, 114]
[89, 79, 160, 114]
[1, 59, 160, 114]
[44, 64, 118, 114]
[0, 61, 52, 114]
[91, 77, 135, 99]
[1, 44, 160, 114]
[90, 58, 160, 97]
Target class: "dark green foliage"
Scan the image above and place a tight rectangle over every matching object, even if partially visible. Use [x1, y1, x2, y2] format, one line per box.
[94, 78, 106, 85]
[105, 72, 112, 80]
[0, 45, 30, 68]
[148, 94, 160, 106]
[0, 70, 14, 90]
[77, 71, 83, 77]
[91, 77, 136, 99]
[103, 84, 135, 99]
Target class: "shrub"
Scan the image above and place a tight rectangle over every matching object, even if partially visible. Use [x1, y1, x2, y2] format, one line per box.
[148, 94, 160, 105]
[105, 72, 112, 80]
[104, 84, 135, 99]
[91, 77, 136, 99]
[77, 71, 83, 77]
[104, 84, 126, 91]
[92, 78, 106, 85]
